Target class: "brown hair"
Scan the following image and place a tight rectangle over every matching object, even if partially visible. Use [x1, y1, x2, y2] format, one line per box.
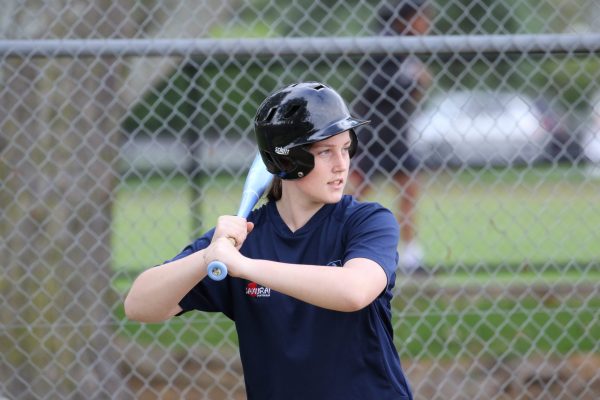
[266, 176, 283, 202]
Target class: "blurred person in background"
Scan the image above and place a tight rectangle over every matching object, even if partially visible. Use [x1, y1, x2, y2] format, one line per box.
[350, 0, 433, 275]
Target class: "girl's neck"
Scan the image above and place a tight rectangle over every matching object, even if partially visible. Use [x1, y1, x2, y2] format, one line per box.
[275, 191, 324, 233]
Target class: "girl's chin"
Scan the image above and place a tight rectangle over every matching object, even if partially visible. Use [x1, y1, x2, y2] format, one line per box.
[323, 192, 344, 204]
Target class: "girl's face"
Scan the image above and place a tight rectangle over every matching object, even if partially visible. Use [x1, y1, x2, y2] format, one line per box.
[294, 131, 353, 204]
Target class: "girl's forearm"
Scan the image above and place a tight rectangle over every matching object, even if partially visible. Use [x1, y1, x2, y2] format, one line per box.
[124, 250, 207, 322]
[240, 257, 386, 312]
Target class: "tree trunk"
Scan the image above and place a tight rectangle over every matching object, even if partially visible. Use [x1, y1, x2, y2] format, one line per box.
[0, 1, 233, 398]
[0, 2, 134, 398]
[0, 53, 131, 398]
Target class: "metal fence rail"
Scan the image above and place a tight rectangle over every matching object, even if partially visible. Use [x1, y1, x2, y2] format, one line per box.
[3, 34, 600, 57]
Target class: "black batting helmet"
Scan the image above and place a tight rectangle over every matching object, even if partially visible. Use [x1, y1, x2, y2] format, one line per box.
[254, 82, 368, 180]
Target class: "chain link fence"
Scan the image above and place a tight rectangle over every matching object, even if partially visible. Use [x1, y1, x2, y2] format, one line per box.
[1, 0, 599, 399]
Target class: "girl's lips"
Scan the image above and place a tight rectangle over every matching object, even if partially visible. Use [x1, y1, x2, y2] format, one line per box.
[328, 178, 344, 188]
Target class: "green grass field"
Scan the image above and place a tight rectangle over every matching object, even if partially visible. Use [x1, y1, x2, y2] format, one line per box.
[372, 165, 600, 269]
[393, 294, 600, 359]
[115, 294, 599, 359]
[112, 164, 600, 273]
[113, 164, 600, 359]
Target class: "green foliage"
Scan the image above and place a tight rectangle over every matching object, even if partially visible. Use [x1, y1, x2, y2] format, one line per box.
[434, 0, 520, 35]
[121, 0, 371, 139]
[122, 66, 198, 137]
[122, 0, 598, 139]
[432, 0, 598, 111]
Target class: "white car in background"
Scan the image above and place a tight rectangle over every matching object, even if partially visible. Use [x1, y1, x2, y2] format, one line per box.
[582, 93, 600, 176]
[410, 90, 554, 167]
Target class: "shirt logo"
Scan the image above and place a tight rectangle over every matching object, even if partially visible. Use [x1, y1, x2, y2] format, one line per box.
[245, 282, 271, 298]
[274, 146, 289, 155]
[327, 260, 342, 267]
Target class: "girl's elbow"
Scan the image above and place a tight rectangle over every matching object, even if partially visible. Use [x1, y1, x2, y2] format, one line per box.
[341, 292, 374, 312]
[124, 296, 179, 323]
[124, 295, 154, 323]
[123, 296, 144, 322]
[338, 276, 381, 312]
[124, 306, 167, 323]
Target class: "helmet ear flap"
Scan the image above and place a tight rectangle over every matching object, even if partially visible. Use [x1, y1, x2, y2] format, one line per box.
[261, 147, 314, 179]
[262, 130, 357, 179]
[288, 146, 314, 178]
[275, 146, 314, 179]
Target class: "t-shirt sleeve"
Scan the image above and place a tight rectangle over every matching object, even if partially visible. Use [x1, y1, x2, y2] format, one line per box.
[343, 203, 400, 286]
[165, 228, 235, 319]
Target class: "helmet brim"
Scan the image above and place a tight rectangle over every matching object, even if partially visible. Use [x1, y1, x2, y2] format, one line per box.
[287, 117, 370, 148]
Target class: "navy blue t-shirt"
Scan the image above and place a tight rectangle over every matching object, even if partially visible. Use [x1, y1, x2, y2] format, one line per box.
[170, 195, 413, 400]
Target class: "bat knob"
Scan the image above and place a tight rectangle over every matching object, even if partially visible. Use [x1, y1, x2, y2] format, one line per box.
[207, 261, 228, 281]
